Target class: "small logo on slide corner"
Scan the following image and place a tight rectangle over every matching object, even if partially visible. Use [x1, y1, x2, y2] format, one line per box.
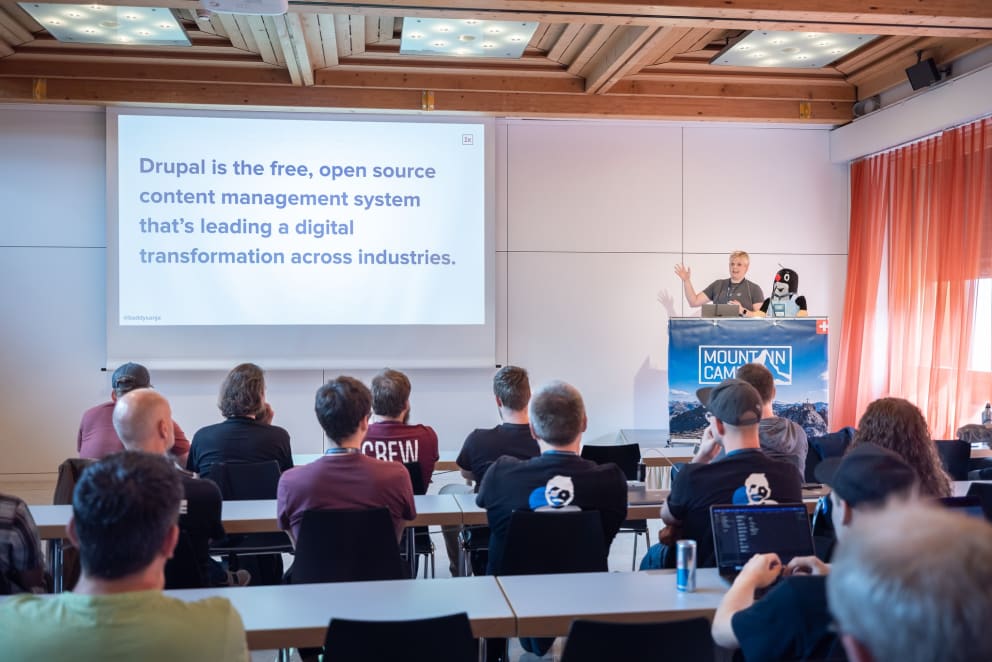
[461, 134, 474, 146]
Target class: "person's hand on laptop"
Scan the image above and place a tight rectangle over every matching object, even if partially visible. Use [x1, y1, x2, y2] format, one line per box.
[785, 555, 830, 576]
[738, 553, 783, 589]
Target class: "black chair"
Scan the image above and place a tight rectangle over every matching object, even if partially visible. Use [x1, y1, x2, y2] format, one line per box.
[935, 440, 971, 481]
[290, 508, 406, 583]
[323, 612, 477, 662]
[560, 617, 715, 662]
[207, 461, 293, 584]
[498, 509, 608, 576]
[966, 482, 992, 521]
[580, 444, 651, 570]
[402, 461, 436, 578]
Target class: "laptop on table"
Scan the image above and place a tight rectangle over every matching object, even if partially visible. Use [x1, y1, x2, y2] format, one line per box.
[701, 303, 741, 318]
[710, 503, 815, 582]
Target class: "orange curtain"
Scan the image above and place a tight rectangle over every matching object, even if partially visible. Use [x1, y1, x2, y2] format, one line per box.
[835, 116, 992, 438]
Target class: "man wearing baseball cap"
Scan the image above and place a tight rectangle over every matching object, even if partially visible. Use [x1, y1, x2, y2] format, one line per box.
[77, 362, 191, 465]
[712, 443, 919, 660]
[640, 378, 803, 569]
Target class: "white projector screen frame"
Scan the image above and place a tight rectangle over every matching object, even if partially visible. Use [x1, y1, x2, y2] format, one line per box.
[106, 108, 496, 369]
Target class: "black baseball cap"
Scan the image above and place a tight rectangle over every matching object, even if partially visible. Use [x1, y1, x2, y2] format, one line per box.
[696, 379, 762, 426]
[815, 443, 918, 507]
[111, 362, 151, 393]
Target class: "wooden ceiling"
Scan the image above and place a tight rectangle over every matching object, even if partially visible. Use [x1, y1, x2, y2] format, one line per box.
[0, 1, 990, 124]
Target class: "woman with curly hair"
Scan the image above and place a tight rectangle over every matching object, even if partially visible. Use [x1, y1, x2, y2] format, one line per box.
[186, 363, 293, 480]
[850, 397, 952, 497]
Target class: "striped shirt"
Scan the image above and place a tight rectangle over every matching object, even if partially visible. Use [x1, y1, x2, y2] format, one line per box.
[0, 493, 44, 593]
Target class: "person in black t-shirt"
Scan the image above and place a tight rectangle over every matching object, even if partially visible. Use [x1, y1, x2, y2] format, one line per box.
[640, 379, 803, 570]
[711, 444, 919, 661]
[444, 366, 541, 576]
[477, 380, 627, 659]
[186, 363, 293, 480]
[113, 388, 236, 587]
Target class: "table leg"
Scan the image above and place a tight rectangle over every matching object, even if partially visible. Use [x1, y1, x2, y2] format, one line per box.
[50, 539, 64, 593]
[405, 528, 416, 578]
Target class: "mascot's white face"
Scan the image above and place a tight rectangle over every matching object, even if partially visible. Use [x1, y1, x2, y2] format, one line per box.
[744, 473, 774, 504]
[545, 475, 575, 508]
[772, 281, 790, 298]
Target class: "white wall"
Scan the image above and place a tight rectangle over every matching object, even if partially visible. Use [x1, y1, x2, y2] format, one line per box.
[0, 106, 849, 475]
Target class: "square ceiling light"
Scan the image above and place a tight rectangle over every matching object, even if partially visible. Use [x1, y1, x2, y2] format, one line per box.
[401, 18, 538, 58]
[19, 3, 190, 46]
[711, 31, 876, 68]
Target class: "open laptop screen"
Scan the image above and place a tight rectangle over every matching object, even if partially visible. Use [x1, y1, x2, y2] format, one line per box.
[701, 303, 740, 318]
[711, 504, 814, 573]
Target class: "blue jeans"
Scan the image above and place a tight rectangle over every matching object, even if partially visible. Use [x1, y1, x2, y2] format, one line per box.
[639, 543, 670, 570]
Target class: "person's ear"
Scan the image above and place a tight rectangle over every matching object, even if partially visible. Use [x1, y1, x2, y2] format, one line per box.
[495, 396, 504, 408]
[529, 423, 538, 441]
[839, 499, 854, 526]
[67, 516, 80, 548]
[580, 414, 588, 433]
[840, 633, 875, 662]
[714, 419, 727, 437]
[110, 391, 118, 403]
[359, 414, 370, 435]
[161, 524, 180, 560]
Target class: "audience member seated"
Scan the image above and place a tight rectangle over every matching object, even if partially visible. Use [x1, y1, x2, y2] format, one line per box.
[361, 368, 439, 489]
[78, 362, 190, 466]
[0, 452, 249, 660]
[828, 503, 992, 662]
[958, 423, 992, 477]
[731, 363, 807, 482]
[477, 379, 627, 658]
[849, 397, 951, 497]
[277, 376, 416, 546]
[187, 362, 293, 479]
[445, 366, 540, 575]
[113, 388, 243, 587]
[640, 379, 802, 569]
[477, 380, 628, 575]
[711, 443, 919, 660]
[0, 492, 47, 594]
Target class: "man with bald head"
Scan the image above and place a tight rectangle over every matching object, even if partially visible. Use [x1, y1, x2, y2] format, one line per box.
[113, 388, 230, 587]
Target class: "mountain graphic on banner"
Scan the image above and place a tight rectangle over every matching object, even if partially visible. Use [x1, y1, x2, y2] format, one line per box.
[755, 349, 791, 384]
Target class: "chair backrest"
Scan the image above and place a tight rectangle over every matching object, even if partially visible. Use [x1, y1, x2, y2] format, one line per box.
[804, 436, 822, 482]
[207, 460, 282, 500]
[402, 461, 428, 496]
[291, 508, 406, 583]
[935, 440, 971, 481]
[498, 510, 608, 576]
[966, 482, 992, 521]
[561, 617, 714, 662]
[323, 612, 476, 662]
[580, 444, 640, 481]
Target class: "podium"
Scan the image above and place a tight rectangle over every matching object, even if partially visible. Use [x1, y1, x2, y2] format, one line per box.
[668, 317, 829, 439]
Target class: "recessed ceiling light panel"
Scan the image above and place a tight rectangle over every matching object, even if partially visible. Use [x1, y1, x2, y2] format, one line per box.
[711, 30, 877, 68]
[18, 3, 190, 46]
[400, 18, 537, 58]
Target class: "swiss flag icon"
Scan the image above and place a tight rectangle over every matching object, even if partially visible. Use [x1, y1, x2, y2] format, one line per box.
[816, 319, 829, 334]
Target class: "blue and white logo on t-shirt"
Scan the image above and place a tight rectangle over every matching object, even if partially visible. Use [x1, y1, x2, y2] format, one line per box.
[732, 473, 779, 505]
[529, 475, 577, 510]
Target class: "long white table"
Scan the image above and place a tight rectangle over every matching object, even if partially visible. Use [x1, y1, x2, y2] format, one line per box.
[165, 576, 516, 649]
[155, 569, 726, 650]
[498, 568, 726, 637]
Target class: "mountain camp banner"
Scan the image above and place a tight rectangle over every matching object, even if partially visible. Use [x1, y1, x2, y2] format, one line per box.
[668, 318, 829, 439]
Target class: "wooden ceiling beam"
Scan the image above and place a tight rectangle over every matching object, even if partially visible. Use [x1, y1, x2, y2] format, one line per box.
[610, 76, 855, 101]
[546, 23, 584, 63]
[0, 58, 293, 83]
[315, 14, 339, 66]
[0, 74, 852, 122]
[315, 67, 583, 92]
[591, 26, 692, 93]
[0, 7, 33, 45]
[581, 25, 656, 93]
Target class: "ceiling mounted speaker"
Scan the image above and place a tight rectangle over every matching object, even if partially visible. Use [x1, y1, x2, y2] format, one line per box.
[852, 95, 881, 117]
[905, 58, 940, 90]
[200, 0, 287, 15]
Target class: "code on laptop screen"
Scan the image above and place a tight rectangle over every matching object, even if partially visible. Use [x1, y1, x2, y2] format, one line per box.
[711, 505, 813, 570]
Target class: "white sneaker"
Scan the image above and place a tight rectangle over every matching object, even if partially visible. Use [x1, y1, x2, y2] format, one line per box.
[225, 569, 251, 586]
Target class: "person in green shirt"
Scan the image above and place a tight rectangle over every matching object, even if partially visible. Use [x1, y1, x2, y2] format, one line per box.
[0, 452, 249, 662]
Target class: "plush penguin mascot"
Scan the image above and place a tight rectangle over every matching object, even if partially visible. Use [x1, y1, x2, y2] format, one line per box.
[756, 268, 808, 317]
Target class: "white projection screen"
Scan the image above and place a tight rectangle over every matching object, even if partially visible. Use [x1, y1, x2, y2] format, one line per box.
[106, 109, 495, 369]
